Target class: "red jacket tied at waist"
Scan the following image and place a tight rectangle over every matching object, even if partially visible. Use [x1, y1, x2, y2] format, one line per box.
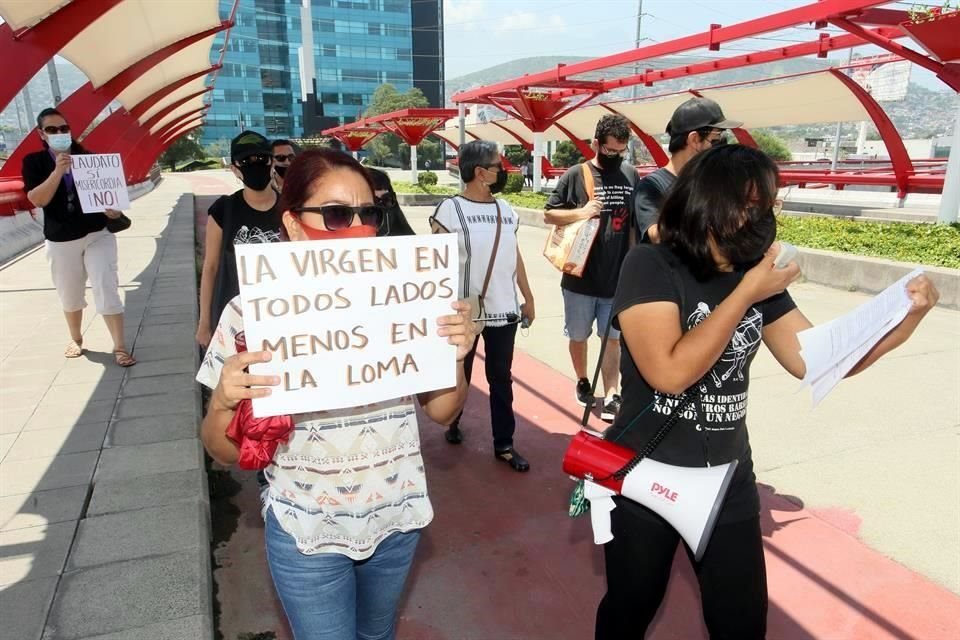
[224, 331, 294, 470]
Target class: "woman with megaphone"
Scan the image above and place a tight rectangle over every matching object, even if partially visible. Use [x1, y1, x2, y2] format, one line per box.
[590, 144, 939, 639]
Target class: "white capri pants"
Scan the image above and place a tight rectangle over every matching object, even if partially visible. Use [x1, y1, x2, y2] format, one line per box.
[45, 229, 124, 315]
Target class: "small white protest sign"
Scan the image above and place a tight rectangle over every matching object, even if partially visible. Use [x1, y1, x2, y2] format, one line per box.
[71, 153, 130, 213]
[236, 234, 459, 417]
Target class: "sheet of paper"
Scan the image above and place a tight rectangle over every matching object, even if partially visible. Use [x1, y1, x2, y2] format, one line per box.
[808, 318, 898, 406]
[799, 269, 920, 387]
[236, 234, 459, 418]
[71, 153, 130, 213]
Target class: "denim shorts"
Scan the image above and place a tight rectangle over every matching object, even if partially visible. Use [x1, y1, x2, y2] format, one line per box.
[562, 289, 620, 342]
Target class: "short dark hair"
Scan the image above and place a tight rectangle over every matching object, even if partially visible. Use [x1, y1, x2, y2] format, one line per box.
[37, 107, 64, 128]
[272, 139, 297, 151]
[658, 145, 780, 280]
[667, 127, 715, 154]
[459, 140, 499, 183]
[594, 114, 630, 144]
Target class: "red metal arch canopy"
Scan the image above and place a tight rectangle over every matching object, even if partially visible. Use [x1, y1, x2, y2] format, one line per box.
[329, 128, 384, 152]
[323, 109, 462, 147]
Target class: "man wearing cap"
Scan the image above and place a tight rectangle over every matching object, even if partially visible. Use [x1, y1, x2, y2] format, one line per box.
[197, 131, 282, 349]
[634, 97, 742, 243]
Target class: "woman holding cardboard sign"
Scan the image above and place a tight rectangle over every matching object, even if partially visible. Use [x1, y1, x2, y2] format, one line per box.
[22, 108, 135, 367]
[197, 149, 477, 640]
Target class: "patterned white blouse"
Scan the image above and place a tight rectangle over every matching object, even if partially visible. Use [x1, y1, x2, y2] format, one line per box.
[197, 296, 434, 559]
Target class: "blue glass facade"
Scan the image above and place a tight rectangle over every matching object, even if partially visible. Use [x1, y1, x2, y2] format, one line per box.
[203, 0, 442, 146]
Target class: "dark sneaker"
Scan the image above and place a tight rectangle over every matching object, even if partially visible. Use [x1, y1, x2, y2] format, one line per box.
[444, 425, 463, 444]
[576, 378, 594, 407]
[494, 447, 530, 472]
[601, 394, 622, 423]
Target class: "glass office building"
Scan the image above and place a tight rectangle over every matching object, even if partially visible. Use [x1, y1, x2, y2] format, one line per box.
[203, 0, 443, 146]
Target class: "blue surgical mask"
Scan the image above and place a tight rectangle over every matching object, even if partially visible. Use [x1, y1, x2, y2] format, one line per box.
[47, 133, 72, 152]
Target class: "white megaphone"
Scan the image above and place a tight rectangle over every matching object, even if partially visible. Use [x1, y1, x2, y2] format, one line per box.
[564, 430, 737, 561]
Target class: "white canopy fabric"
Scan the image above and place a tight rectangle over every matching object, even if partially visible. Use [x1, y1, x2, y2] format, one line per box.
[58, 0, 221, 90]
[441, 71, 873, 147]
[138, 76, 209, 124]
[0, 0, 69, 30]
[115, 36, 217, 114]
[162, 117, 204, 143]
[150, 97, 207, 135]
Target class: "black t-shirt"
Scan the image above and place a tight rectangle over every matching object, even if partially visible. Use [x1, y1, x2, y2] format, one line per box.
[546, 162, 636, 298]
[22, 146, 108, 242]
[632, 168, 676, 243]
[608, 244, 797, 522]
[208, 190, 282, 327]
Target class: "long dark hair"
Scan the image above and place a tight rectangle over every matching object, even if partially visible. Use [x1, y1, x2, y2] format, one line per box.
[658, 145, 780, 280]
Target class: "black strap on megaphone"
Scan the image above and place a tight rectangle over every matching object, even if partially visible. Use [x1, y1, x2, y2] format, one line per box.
[579, 264, 700, 483]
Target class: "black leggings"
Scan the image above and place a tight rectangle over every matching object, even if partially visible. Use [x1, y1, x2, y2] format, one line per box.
[596, 498, 767, 640]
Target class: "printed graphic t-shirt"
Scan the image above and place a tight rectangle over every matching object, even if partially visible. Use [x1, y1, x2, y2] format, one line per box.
[430, 196, 520, 327]
[196, 296, 434, 559]
[545, 162, 636, 298]
[208, 190, 282, 327]
[608, 245, 796, 522]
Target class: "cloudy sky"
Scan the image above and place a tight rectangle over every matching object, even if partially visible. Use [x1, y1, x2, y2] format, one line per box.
[441, 0, 947, 90]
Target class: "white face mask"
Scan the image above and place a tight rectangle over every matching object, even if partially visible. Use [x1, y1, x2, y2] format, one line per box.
[46, 133, 72, 152]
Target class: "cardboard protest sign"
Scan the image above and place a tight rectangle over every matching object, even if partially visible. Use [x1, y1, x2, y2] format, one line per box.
[236, 234, 459, 417]
[71, 154, 130, 213]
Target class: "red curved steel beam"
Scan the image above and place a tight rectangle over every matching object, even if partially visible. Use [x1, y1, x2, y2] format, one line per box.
[0, 24, 228, 179]
[488, 121, 534, 150]
[0, 0, 124, 112]
[550, 122, 594, 159]
[133, 125, 203, 182]
[828, 68, 913, 198]
[118, 107, 208, 181]
[131, 116, 206, 181]
[79, 65, 220, 154]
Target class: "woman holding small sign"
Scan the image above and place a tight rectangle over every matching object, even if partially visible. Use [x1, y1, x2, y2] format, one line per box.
[197, 149, 477, 640]
[22, 108, 135, 367]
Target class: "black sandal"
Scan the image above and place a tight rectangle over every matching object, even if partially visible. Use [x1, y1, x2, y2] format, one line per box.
[494, 447, 530, 472]
[444, 425, 463, 444]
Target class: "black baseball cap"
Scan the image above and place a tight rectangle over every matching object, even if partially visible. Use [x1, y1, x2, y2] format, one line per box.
[666, 97, 742, 135]
[231, 130, 271, 163]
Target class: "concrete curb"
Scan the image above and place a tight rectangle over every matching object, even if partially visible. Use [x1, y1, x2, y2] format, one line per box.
[40, 191, 214, 639]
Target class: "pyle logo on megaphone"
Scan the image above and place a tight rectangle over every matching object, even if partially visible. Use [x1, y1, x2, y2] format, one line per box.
[650, 482, 679, 503]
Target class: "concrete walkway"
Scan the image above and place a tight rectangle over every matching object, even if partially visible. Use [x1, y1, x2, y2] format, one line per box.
[0, 176, 211, 639]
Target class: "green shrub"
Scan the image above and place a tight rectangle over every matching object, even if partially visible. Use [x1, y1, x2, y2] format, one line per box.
[417, 171, 438, 188]
[503, 173, 525, 194]
[777, 216, 960, 269]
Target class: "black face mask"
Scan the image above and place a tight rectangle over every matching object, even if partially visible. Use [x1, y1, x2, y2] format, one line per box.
[273, 164, 288, 178]
[720, 210, 777, 271]
[489, 169, 508, 194]
[239, 162, 273, 191]
[597, 152, 623, 172]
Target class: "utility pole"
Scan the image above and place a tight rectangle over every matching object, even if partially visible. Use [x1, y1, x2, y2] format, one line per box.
[628, 0, 644, 162]
[831, 48, 855, 172]
[46, 59, 63, 105]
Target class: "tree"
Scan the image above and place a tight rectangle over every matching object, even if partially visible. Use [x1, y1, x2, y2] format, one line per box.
[159, 129, 206, 170]
[750, 130, 792, 161]
[552, 140, 585, 168]
[504, 145, 528, 166]
[363, 84, 432, 167]
[203, 139, 230, 160]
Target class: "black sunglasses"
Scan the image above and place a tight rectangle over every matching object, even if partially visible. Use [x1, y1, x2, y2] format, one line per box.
[292, 204, 386, 231]
[235, 154, 271, 167]
[273, 153, 296, 163]
[42, 124, 70, 134]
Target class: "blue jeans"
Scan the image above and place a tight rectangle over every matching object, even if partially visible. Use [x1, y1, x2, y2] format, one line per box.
[562, 289, 620, 341]
[265, 508, 421, 640]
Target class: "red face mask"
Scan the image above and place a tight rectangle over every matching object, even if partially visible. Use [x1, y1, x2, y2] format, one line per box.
[297, 220, 377, 241]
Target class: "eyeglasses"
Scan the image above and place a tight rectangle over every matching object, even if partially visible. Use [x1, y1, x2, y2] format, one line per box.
[481, 162, 503, 170]
[599, 145, 626, 157]
[292, 204, 386, 231]
[42, 125, 70, 134]
[273, 153, 296, 163]
[235, 154, 271, 167]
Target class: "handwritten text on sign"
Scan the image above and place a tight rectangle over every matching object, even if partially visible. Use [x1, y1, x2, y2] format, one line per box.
[236, 234, 459, 417]
[71, 154, 130, 213]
